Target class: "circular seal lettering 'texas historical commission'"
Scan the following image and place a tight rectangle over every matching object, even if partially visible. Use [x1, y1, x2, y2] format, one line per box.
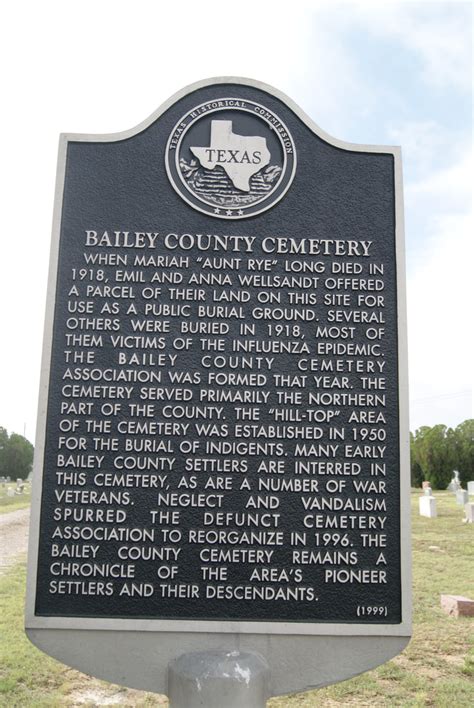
[165, 98, 297, 219]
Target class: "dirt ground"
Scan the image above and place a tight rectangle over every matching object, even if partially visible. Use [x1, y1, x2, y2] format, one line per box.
[0, 506, 30, 574]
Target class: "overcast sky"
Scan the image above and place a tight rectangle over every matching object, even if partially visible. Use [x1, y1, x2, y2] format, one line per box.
[0, 0, 472, 442]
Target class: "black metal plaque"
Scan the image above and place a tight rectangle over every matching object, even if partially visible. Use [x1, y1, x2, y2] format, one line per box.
[31, 80, 406, 628]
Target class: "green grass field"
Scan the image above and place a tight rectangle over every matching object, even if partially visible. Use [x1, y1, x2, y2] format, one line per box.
[0, 491, 472, 706]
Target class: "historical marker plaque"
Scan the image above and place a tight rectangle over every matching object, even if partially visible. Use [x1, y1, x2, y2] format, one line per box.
[26, 78, 410, 695]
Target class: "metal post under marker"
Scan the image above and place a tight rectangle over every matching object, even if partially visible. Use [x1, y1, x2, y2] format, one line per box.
[168, 650, 269, 707]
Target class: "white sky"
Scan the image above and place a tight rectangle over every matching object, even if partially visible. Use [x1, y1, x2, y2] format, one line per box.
[0, 0, 472, 442]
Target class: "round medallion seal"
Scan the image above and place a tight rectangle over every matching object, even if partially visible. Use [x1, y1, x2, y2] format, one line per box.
[165, 98, 296, 219]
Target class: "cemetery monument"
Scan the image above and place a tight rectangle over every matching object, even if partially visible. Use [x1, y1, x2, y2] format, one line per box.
[26, 78, 411, 701]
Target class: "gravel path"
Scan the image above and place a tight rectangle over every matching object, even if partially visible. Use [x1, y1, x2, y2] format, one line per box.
[0, 506, 30, 574]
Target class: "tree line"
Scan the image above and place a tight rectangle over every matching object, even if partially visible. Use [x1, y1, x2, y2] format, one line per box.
[0, 427, 34, 481]
[410, 419, 473, 489]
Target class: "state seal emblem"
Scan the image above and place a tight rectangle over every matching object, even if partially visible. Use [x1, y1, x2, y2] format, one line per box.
[165, 98, 296, 219]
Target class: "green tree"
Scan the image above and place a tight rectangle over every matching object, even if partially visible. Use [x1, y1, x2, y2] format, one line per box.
[0, 429, 34, 480]
[451, 419, 474, 488]
[0, 427, 8, 453]
[412, 424, 455, 490]
[409, 431, 424, 487]
[0, 427, 10, 477]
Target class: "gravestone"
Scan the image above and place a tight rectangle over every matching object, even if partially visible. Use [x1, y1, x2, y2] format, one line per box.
[447, 471, 461, 492]
[440, 594, 474, 618]
[419, 496, 436, 518]
[456, 489, 468, 506]
[26, 78, 411, 699]
[467, 481, 474, 496]
[7, 488, 15, 498]
[464, 503, 474, 523]
[423, 487, 432, 496]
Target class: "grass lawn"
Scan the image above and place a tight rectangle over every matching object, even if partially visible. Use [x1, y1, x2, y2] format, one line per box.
[0, 483, 31, 515]
[0, 491, 472, 706]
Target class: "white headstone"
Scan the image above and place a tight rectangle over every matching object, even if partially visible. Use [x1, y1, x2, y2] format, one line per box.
[467, 481, 474, 496]
[464, 503, 474, 523]
[7, 488, 15, 498]
[448, 470, 461, 493]
[456, 489, 468, 506]
[419, 495, 437, 518]
[423, 487, 433, 496]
